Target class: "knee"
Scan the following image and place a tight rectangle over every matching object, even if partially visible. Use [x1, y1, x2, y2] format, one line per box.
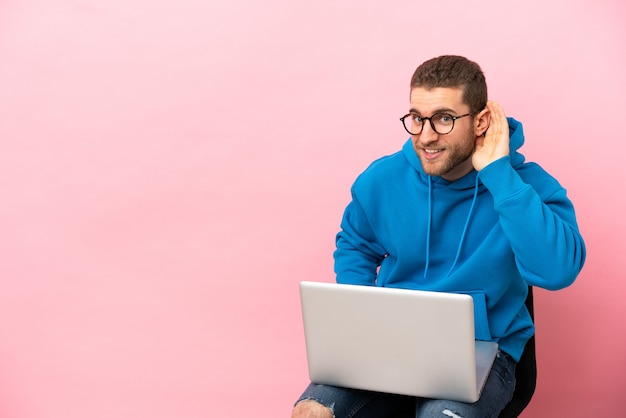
[292, 399, 334, 418]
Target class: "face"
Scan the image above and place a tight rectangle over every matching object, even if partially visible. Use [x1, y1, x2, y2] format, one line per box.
[408, 87, 476, 181]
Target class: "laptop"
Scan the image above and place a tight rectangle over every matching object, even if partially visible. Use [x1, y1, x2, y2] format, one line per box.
[299, 281, 498, 403]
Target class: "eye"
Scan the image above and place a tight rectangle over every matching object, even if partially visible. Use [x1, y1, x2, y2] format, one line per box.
[411, 114, 423, 122]
[437, 114, 453, 123]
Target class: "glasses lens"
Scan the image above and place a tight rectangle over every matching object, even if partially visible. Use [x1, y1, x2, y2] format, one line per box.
[432, 113, 454, 134]
[403, 115, 422, 135]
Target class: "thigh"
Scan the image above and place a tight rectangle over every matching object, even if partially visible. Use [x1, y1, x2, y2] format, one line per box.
[296, 383, 414, 418]
[415, 351, 517, 418]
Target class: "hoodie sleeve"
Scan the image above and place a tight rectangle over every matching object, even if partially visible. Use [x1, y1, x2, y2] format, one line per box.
[478, 156, 586, 290]
[333, 190, 387, 286]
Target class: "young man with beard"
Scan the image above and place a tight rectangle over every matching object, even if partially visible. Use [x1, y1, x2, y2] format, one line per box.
[291, 55, 586, 418]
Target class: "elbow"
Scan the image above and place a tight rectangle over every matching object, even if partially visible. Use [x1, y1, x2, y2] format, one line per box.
[540, 273, 578, 291]
[530, 252, 586, 291]
[537, 236, 587, 291]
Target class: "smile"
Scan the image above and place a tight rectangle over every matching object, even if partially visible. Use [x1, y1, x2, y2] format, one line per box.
[419, 147, 445, 161]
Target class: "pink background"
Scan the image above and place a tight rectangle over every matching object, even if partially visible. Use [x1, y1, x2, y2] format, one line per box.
[0, 1, 624, 416]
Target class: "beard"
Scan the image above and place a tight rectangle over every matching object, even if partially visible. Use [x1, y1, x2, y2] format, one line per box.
[416, 126, 476, 180]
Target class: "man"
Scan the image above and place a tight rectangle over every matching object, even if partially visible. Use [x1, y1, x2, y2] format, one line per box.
[292, 55, 586, 417]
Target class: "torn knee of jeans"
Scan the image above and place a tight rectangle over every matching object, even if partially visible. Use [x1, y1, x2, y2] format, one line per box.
[442, 409, 463, 418]
[295, 398, 336, 417]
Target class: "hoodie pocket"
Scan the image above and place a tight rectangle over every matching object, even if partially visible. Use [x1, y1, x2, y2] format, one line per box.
[467, 292, 492, 341]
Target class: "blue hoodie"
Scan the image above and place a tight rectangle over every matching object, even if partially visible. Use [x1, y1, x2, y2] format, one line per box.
[334, 118, 586, 362]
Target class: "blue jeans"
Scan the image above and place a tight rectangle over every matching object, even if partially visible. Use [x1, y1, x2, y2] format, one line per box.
[295, 351, 516, 418]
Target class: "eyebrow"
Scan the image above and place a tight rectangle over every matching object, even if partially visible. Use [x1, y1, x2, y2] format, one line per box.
[409, 107, 459, 115]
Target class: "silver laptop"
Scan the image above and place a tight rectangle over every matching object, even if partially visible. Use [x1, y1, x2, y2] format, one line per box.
[299, 281, 498, 403]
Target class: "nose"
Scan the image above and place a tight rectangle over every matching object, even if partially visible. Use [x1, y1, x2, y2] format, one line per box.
[416, 119, 439, 144]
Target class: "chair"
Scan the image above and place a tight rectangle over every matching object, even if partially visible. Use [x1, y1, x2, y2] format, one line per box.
[498, 286, 537, 417]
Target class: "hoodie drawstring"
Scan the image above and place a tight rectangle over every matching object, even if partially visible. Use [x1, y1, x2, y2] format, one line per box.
[423, 175, 480, 279]
[423, 176, 432, 279]
[447, 175, 480, 277]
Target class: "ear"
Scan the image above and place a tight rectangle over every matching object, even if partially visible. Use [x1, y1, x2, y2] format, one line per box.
[473, 107, 490, 137]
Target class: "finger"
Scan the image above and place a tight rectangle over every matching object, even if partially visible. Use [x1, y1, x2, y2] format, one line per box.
[486, 102, 500, 139]
[489, 101, 506, 124]
[487, 101, 506, 136]
[493, 102, 508, 134]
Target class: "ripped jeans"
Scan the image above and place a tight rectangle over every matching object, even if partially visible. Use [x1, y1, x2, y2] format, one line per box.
[295, 350, 516, 418]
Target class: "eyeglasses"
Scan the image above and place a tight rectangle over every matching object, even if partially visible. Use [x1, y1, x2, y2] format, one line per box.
[400, 112, 470, 135]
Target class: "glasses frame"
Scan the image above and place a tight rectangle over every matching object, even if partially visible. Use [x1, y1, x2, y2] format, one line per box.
[400, 112, 471, 135]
